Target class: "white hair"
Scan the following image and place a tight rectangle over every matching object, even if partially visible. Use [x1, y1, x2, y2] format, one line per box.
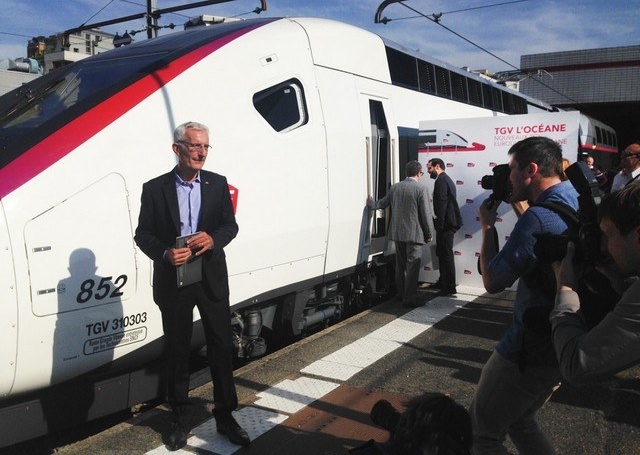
[174, 121, 209, 142]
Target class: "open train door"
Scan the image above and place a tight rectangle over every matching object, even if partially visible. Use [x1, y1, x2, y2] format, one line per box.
[365, 97, 397, 259]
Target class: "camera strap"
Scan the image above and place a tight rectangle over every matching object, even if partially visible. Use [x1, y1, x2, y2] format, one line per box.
[530, 200, 579, 227]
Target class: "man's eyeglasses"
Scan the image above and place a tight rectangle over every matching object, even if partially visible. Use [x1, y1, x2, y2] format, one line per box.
[419, 171, 425, 176]
[178, 141, 212, 151]
[621, 151, 639, 159]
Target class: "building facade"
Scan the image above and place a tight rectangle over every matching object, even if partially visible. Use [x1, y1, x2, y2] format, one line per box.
[519, 45, 640, 149]
[28, 29, 117, 74]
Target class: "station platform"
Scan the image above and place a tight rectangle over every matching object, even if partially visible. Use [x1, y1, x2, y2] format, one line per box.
[5, 286, 640, 455]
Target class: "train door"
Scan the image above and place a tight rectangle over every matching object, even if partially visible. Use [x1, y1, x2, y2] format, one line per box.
[0, 203, 17, 397]
[367, 99, 395, 255]
[23, 173, 138, 383]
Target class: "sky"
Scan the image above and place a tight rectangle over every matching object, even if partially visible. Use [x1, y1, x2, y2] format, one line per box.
[1, 0, 638, 73]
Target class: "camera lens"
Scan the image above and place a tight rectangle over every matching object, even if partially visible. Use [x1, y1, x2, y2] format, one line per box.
[481, 175, 494, 190]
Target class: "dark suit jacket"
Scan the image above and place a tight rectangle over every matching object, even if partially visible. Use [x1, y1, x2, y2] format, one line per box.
[433, 172, 462, 231]
[134, 169, 239, 304]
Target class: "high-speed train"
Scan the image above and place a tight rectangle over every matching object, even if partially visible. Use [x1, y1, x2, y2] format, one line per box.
[0, 16, 615, 446]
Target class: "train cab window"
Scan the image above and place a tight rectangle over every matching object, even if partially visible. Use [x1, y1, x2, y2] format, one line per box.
[253, 79, 308, 133]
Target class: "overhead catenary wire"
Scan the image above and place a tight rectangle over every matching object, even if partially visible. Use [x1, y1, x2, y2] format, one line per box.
[378, 0, 579, 104]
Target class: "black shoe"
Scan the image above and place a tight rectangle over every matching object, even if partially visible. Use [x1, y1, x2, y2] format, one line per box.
[437, 288, 457, 296]
[216, 416, 251, 446]
[402, 297, 424, 307]
[166, 424, 189, 451]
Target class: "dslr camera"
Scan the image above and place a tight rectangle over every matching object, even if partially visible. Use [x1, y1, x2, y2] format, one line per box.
[481, 163, 512, 202]
[533, 161, 604, 265]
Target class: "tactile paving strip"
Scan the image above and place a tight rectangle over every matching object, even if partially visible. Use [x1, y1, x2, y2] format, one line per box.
[301, 295, 471, 380]
[253, 377, 340, 414]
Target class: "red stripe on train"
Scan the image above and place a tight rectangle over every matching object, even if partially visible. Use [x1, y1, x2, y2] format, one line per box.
[0, 24, 265, 199]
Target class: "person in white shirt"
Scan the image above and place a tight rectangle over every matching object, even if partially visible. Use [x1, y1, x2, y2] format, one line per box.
[610, 142, 640, 192]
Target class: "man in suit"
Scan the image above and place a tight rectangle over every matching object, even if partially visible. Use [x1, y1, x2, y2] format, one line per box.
[135, 121, 249, 451]
[426, 158, 462, 296]
[368, 160, 432, 306]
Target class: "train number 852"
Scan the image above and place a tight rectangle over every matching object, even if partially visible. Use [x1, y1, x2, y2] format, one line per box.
[77, 275, 128, 304]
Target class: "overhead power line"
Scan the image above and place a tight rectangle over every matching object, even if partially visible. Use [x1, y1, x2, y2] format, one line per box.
[374, 0, 579, 104]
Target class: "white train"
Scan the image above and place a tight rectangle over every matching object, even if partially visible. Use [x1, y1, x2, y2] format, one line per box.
[0, 16, 616, 446]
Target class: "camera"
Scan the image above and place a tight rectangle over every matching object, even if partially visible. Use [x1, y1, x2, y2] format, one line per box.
[370, 399, 401, 435]
[481, 163, 512, 202]
[533, 161, 605, 265]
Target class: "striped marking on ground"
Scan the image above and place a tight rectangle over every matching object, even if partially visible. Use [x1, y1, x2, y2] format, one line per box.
[146, 288, 483, 454]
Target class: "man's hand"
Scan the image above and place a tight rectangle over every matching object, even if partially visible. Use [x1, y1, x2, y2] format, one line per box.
[366, 196, 375, 209]
[165, 247, 193, 266]
[552, 241, 578, 291]
[425, 235, 433, 243]
[186, 231, 214, 256]
[478, 198, 500, 230]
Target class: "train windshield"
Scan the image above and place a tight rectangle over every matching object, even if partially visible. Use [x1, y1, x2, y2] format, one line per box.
[0, 18, 276, 170]
[0, 53, 163, 131]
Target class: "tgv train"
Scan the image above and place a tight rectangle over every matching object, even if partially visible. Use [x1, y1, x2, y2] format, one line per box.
[578, 113, 619, 171]
[0, 16, 612, 446]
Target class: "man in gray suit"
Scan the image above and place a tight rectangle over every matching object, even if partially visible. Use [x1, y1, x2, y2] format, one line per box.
[368, 160, 432, 306]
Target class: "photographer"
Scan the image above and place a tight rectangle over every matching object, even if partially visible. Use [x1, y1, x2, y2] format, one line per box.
[351, 393, 472, 455]
[470, 136, 579, 455]
[551, 184, 640, 383]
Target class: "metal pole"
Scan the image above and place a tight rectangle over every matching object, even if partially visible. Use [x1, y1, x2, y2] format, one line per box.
[147, 0, 158, 39]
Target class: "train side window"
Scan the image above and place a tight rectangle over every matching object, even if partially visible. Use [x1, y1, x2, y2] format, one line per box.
[253, 79, 308, 133]
[502, 91, 516, 114]
[514, 96, 527, 114]
[595, 126, 603, 144]
[450, 72, 467, 102]
[435, 66, 451, 98]
[468, 79, 483, 106]
[491, 87, 503, 113]
[418, 59, 436, 94]
[386, 47, 419, 90]
[482, 84, 494, 110]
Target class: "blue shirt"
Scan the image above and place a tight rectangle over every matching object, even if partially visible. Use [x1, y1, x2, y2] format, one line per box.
[175, 170, 202, 236]
[489, 180, 580, 360]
